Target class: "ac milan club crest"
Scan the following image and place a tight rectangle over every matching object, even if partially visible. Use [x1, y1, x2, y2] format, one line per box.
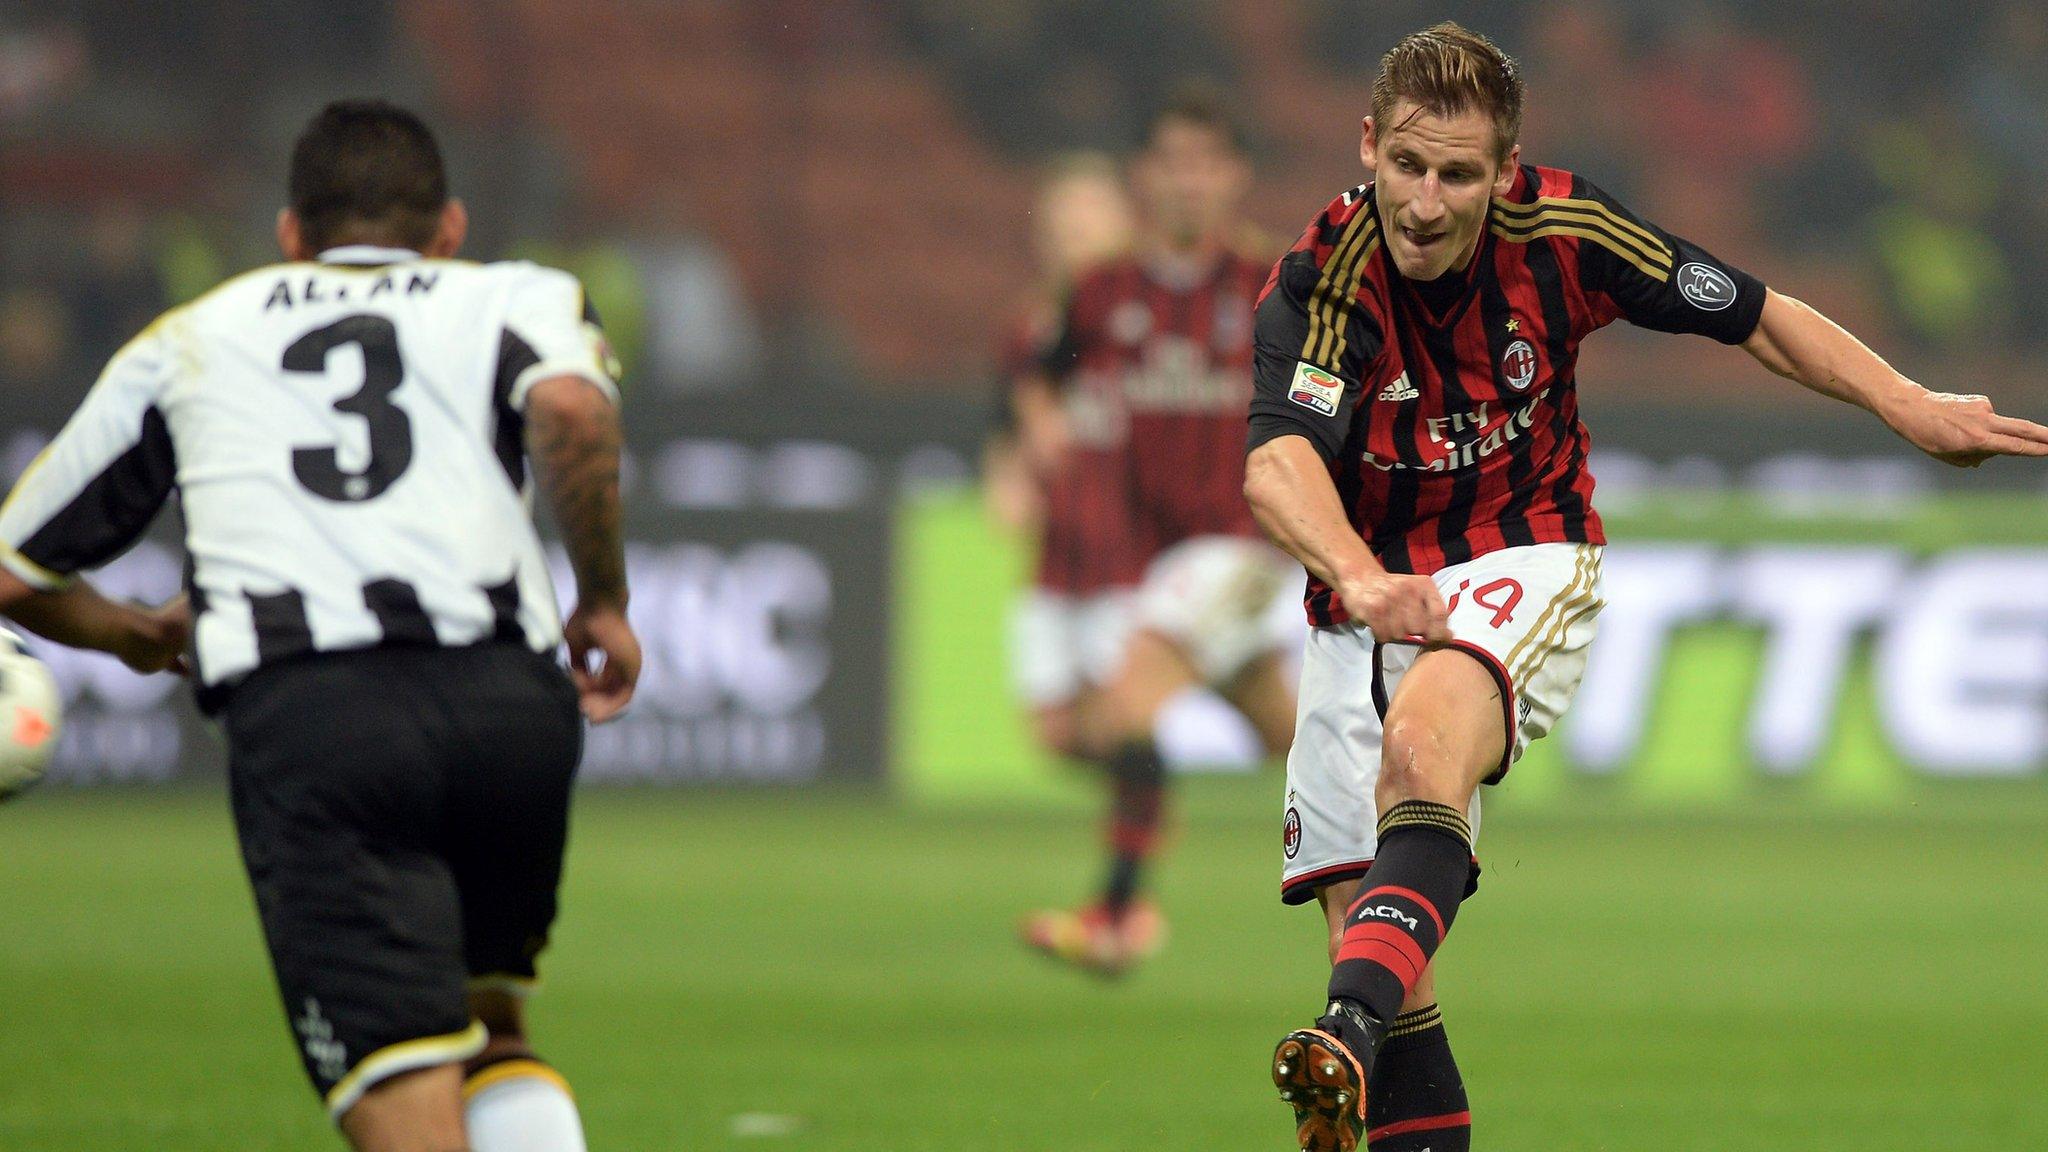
[1501, 338, 1537, 392]
[1283, 807, 1302, 859]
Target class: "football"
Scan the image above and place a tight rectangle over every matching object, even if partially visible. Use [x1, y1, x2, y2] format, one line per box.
[0, 628, 61, 801]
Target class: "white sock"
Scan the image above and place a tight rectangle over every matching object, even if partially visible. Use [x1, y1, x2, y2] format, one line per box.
[464, 1061, 588, 1152]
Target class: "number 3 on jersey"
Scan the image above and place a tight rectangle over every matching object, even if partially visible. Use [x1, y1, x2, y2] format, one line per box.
[282, 314, 413, 502]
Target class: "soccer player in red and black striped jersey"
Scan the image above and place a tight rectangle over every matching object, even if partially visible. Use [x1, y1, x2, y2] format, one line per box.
[1018, 93, 1305, 974]
[990, 154, 1139, 766]
[1243, 24, 2048, 1152]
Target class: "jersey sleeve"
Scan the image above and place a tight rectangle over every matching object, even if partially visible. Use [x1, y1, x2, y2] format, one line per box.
[991, 301, 1058, 435]
[500, 264, 624, 410]
[0, 323, 178, 589]
[1248, 193, 1385, 462]
[1035, 282, 1088, 384]
[1569, 178, 1767, 344]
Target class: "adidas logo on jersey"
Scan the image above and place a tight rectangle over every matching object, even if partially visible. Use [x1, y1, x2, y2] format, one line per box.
[1378, 372, 1418, 402]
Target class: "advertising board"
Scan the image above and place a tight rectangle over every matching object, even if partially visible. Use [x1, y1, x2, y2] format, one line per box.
[900, 490, 2048, 805]
[25, 506, 891, 788]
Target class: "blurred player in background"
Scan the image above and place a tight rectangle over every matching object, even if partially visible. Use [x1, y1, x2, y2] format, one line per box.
[1245, 24, 2048, 1152]
[987, 153, 1137, 765]
[0, 101, 638, 1152]
[1019, 91, 1305, 974]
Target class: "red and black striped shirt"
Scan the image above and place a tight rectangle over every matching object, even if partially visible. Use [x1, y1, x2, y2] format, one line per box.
[1248, 164, 1766, 626]
[997, 301, 1144, 595]
[1047, 249, 1270, 568]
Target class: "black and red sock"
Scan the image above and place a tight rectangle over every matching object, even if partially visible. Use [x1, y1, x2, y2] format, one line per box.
[1326, 801, 1473, 1030]
[1102, 740, 1166, 916]
[1366, 1004, 1471, 1152]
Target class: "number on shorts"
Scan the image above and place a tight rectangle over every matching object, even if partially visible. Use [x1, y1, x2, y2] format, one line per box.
[1471, 578, 1523, 628]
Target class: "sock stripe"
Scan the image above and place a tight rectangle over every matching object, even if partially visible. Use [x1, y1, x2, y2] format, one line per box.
[1367, 1110, 1472, 1143]
[1376, 801, 1463, 826]
[1376, 811, 1471, 841]
[1375, 800, 1471, 845]
[1377, 799, 1463, 822]
[1388, 1005, 1443, 1037]
[1350, 884, 1447, 939]
[1109, 823, 1158, 854]
[463, 1057, 572, 1101]
[1335, 925, 1426, 986]
[1390, 812, 1469, 836]
[1377, 800, 1463, 819]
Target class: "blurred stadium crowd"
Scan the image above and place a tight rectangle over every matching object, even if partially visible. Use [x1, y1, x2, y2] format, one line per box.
[5, 0, 2048, 432]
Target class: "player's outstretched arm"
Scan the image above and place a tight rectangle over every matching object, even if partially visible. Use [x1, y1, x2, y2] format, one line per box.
[1742, 290, 2048, 467]
[1245, 435, 1450, 643]
[525, 374, 640, 722]
[0, 570, 189, 674]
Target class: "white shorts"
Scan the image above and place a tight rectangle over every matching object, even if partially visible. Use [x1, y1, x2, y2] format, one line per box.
[1280, 542, 1604, 904]
[1136, 535, 1305, 685]
[1008, 588, 1136, 707]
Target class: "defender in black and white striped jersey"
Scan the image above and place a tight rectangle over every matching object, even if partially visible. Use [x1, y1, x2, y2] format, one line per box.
[1, 247, 604, 685]
[0, 102, 639, 1152]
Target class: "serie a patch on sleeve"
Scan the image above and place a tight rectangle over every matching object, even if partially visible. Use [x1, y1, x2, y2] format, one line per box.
[1288, 361, 1344, 417]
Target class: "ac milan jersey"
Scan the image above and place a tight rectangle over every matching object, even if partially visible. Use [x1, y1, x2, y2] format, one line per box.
[1248, 165, 1766, 626]
[1047, 250, 1269, 565]
[997, 300, 1143, 595]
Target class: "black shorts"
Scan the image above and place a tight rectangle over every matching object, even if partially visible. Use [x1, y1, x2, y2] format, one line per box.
[222, 642, 581, 1118]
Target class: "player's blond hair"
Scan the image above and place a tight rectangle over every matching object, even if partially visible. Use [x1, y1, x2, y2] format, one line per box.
[1371, 22, 1524, 161]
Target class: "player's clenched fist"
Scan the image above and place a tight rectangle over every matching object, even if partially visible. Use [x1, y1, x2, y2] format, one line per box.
[564, 602, 642, 723]
[1337, 573, 1453, 645]
[116, 595, 193, 676]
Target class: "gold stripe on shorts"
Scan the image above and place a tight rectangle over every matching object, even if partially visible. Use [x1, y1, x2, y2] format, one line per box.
[1499, 544, 1596, 681]
[1509, 546, 1604, 688]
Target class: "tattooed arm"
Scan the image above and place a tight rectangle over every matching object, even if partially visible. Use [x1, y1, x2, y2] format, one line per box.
[525, 374, 640, 721]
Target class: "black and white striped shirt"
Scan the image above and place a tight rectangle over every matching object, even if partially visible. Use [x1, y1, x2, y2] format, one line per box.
[0, 246, 621, 694]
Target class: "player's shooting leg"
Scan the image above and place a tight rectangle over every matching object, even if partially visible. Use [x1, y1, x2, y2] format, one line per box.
[1363, 1000, 1473, 1152]
[460, 988, 588, 1152]
[1315, 880, 1471, 1149]
[1375, 648, 1505, 813]
[1318, 648, 1500, 1061]
[1220, 650, 1298, 757]
[337, 1064, 467, 1152]
[1317, 880, 1436, 1006]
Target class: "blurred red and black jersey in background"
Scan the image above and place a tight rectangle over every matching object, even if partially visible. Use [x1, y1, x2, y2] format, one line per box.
[1044, 249, 1271, 565]
[997, 301, 1144, 596]
[1248, 164, 1768, 627]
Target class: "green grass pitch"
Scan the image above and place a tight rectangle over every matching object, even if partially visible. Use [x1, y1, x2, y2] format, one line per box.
[3, 780, 2045, 1150]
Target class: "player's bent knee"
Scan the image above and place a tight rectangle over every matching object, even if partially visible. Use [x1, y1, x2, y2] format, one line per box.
[1380, 649, 1510, 802]
[1378, 714, 1471, 806]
